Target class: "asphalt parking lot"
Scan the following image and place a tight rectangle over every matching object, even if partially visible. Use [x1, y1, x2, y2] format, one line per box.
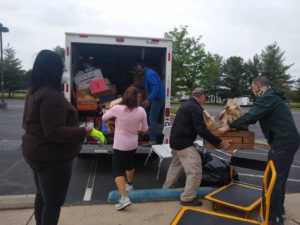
[0, 99, 299, 205]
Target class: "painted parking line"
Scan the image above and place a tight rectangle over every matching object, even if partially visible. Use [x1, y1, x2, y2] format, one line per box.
[237, 152, 300, 169]
[212, 149, 300, 169]
[238, 173, 300, 183]
[0, 159, 24, 176]
[83, 159, 97, 201]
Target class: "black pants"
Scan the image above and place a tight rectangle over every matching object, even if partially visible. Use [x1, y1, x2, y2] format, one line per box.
[268, 141, 300, 223]
[112, 149, 136, 177]
[26, 158, 73, 225]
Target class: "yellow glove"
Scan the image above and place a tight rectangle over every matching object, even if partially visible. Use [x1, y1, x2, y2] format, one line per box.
[90, 128, 106, 144]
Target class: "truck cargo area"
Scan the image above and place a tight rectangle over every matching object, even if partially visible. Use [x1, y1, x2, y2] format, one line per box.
[71, 43, 167, 93]
[70, 42, 167, 153]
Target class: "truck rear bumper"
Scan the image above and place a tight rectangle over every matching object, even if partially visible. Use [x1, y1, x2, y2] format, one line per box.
[79, 144, 151, 155]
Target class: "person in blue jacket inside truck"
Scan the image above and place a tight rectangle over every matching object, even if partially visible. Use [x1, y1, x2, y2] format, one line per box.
[132, 63, 165, 146]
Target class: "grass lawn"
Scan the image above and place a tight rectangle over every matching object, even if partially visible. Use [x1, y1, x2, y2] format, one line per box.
[3, 93, 26, 99]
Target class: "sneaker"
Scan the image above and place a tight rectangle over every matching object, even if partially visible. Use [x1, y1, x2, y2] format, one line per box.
[115, 196, 132, 211]
[281, 207, 286, 221]
[142, 141, 157, 147]
[180, 198, 203, 206]
[125, 183, 133, 192]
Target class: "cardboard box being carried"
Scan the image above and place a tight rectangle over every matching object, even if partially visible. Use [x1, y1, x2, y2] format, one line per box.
[204, 130, 255, 150]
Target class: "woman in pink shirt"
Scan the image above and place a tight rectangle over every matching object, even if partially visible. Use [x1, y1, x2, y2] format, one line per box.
[102, 86, 148, 210]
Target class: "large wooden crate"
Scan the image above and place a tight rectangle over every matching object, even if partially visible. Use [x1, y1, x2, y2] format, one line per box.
[204, 130, 255, 150]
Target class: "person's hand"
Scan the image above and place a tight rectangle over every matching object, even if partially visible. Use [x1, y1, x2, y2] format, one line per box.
[210, 130, 222, 136]
[144, 99, 150, 108]
[85, 127, 93, 136]
[89, 128, 106, 144]
[218, 124, 230, 134]
[218, 140, 232, 150]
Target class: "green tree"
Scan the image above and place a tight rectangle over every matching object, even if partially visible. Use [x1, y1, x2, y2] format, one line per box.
[0, 44, 25, 98]
[291, 78, 300, 106]
[201, 53, 223, 103]
[244, 54, 261, 97]
[53, 45, 65, 61]
[221, 56, 248, 98]
[164, 26, 207, 96]
[245, 54, 260, 84]
[260, 42, 293, 91]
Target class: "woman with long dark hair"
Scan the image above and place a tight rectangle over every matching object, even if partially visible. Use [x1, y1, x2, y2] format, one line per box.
[102, 86, 148, 210]
[22, 50, 104, 225]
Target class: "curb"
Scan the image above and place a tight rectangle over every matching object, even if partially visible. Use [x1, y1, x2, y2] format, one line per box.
[0, 194, 35, 210]
[108, 187, 216, 203]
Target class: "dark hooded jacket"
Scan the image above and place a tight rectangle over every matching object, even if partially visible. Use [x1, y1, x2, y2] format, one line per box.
[230, 89, 300, 147]
[22, 87, 86, 161]
[170, 98, 221, 150]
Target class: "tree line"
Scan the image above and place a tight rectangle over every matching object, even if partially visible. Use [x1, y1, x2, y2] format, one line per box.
[165, 26, 300, 103]
[0, 45, 64, 98]
[1, 26, 300, 103]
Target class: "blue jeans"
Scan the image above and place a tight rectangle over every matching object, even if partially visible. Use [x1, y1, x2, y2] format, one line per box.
[149, 98, 164, 142]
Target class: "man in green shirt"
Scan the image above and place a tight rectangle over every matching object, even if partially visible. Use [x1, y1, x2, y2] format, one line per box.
[219, 75, 300, 225]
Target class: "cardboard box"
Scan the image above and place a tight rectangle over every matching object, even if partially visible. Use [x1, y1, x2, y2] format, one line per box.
[76, 87, 91, 97]
[74, 69, 103, 87]
[97, 84, 117, 97]
[77, 96, 97, 111]
[204, 130, 254, 150]
[90, 78, 108, 95]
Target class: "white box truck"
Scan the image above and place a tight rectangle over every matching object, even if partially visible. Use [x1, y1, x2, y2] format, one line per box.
[237, 97, 251, 107]
[64, 33, 172, 154]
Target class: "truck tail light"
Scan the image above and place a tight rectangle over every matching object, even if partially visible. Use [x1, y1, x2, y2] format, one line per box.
[116, 37, 124, 42]
[165, 108, 170, 117]
[79, 34, 88, 38]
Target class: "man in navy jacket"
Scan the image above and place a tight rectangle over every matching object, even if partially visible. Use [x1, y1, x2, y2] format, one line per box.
[163, 88, 231, 206]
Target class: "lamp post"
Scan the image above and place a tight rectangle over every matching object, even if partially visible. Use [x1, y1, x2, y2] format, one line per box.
[0, 23, 9, 109]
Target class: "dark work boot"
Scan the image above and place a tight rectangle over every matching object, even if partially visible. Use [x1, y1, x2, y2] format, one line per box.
[180, 198, 203, 206]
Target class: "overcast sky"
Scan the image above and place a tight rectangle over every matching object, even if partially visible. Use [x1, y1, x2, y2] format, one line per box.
[1, 0, 300, 79]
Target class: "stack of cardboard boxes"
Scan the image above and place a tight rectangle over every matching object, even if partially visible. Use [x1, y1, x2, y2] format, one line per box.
[204, 130, 255, 150]
[74, 68, 117, 111]
[74, 68, 119, 144]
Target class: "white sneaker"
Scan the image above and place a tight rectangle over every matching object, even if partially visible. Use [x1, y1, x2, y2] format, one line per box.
[125, 183, 133, 192]
[115, 196, 132, 211]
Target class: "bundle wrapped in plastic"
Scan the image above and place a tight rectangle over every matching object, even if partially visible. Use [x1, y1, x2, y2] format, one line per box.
[219, 98, 247, 129]
[203, 110, 219, 132]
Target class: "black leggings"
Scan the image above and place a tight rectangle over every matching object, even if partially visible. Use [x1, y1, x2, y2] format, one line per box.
[26, 158, 73, 225]
[112, 149, 136, 177]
